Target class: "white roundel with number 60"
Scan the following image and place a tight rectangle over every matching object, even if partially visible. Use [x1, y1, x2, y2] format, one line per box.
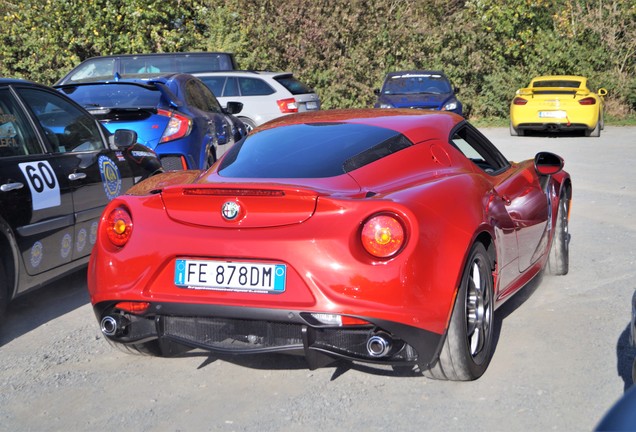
[18, 160, 60, 210]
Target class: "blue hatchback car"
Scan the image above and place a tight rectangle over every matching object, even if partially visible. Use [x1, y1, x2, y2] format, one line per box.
[374, 70, 463, 116]
[56, 73, 247, 170]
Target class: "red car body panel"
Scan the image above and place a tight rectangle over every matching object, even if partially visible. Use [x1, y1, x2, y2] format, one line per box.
[88, 109, 571, 370]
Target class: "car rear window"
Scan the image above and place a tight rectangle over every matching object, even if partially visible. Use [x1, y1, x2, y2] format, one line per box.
[57, 84, 161, 108]
[274, 75, 314, 95]
[218, 123, 411, 178]
[533, 80, 581, 88]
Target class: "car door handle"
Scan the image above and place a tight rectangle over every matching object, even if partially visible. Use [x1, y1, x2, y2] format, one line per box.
[68, 172, 87, 181]
[0, 182, 24, 192]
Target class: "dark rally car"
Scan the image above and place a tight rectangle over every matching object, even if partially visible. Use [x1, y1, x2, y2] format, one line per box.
[0, 78, 161, 323]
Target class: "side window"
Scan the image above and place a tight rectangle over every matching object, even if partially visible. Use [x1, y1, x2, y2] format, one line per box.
[18, 88, 105, 153]
[196, 81, 223, 113]
[450, 124, 509, 174]
[199, 76, 226, 97]
[185, 80, 222, 113]
[238, 78, 275, 96]
[0, 89, 41, 157]
[185, 80, 206, 111]
[224, 77, 240, 97]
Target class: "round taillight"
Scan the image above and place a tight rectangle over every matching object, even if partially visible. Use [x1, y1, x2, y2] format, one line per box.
[361, 214, 405, 258]
[106, 207, 133, 247]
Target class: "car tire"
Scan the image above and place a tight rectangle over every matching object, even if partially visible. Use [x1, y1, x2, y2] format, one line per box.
[240, 118, 257, 133]
[509, 123, 523, 136]
[585, 118, 601, 137]
[548, 192, 570, 275]
[424, 242, 495, 381]
[0, 259, 8, 324]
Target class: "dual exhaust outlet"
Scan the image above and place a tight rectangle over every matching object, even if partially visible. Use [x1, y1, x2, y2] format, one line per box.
[102, 314, 395, 358]
[101, 315, 128, 337]
[366, 332, 393, 358]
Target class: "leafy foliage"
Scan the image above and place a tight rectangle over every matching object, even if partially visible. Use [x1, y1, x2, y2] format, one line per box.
[0, 0, 633, 118]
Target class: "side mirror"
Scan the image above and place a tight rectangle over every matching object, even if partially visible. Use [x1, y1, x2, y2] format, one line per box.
[111, 129, 138, 148]
[534, 151, 564, 176]
[373, 89, 380, 95]
[598, 88, 608, 97]
[225, 101, 243, 115]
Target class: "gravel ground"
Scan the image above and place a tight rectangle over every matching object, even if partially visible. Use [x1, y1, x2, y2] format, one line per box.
[1, 126, 635, 432]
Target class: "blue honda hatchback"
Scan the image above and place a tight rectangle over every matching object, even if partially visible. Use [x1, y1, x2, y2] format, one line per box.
[374, 70, 463, 116]
[56, 73, 247, 170]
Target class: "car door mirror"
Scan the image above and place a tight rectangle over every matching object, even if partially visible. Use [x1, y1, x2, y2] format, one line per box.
[534, 151, 564, 176]
[598, 88, 608, 97]
[225, 101, 243, 115]
[111, 129, 138, 148]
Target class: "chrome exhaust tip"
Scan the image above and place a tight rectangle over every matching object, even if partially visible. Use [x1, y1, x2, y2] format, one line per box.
[366, 333, 392, 358]
[101, 315, 123, 337]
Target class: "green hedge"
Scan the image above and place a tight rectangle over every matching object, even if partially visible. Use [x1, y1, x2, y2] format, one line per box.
[1, 0, 633, 119]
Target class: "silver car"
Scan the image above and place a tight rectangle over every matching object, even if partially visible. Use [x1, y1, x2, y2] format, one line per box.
[195, 71, 321, 132]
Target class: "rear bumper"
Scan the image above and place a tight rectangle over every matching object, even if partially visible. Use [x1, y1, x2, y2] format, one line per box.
[94, 301, 443, 370]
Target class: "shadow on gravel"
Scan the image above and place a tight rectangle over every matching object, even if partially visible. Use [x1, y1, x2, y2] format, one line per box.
[186, 351, 414, 380]
[0, 268, 90, 346]
[495, 270, 546, 321]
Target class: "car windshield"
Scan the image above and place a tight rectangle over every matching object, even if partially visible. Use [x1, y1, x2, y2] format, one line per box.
[533, 80, 581, 88]
[218, 123, 412, 178]
[382, 74, 451, 95]
[57, 83, 161, 108]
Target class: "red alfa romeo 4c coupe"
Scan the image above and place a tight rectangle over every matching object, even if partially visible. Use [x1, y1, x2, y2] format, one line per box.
[88, 109, 571, 381]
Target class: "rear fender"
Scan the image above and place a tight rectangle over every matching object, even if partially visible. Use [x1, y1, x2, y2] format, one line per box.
[385, 172, 496, 334]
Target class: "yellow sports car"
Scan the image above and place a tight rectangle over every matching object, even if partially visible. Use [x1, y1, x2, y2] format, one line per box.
[510, 75, 607, 137]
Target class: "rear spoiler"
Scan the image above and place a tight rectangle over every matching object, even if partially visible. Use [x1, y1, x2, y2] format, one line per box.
[515, 87, 589, 98]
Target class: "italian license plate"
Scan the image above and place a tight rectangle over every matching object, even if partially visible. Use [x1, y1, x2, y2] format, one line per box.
[539, 111, 566, 118]
[174, 259, 286, 293]
[306, 101, 318, 110]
